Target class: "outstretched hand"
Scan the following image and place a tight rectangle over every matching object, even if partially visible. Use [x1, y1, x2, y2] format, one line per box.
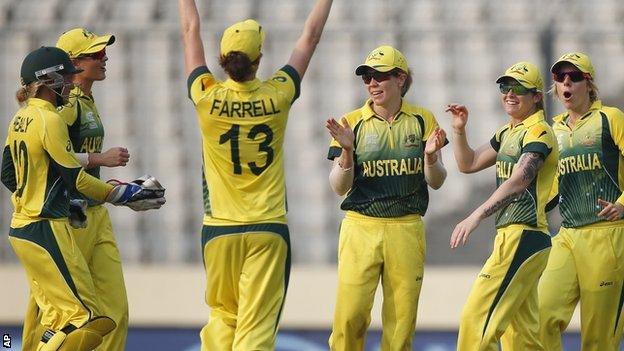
[326, 118, 354, 151]
[425, 127, 446, 156]
[450, 212, 482, 249]
[445, 103, 469, 132]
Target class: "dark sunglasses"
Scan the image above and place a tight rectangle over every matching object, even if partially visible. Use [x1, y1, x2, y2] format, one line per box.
[361, 71, 397, 84]
[552, 71, 589, 83]
[79, 48, 106, 60]
[499, 82, 536, 95]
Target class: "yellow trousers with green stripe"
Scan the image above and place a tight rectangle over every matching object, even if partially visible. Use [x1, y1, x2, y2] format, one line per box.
[20, 206, 127, 351]
[9, 219, 114, 349]
[457, 225, 550, 351]
[538, 223, 624, 351]
[200, 223, 290, 351]
[329, 212, 425, 351]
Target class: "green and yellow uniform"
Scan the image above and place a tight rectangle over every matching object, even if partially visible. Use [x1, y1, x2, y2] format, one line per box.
[457, 110, 557, 351]
[0, 98, 115, 347]
[327, 99, 439, 351]
[538, 100, 624, 351]
[20, 86, 129, 351]
[188, 63, 300, 351]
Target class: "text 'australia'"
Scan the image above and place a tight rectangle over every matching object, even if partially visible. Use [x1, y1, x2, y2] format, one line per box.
[362, 158, 423, 177]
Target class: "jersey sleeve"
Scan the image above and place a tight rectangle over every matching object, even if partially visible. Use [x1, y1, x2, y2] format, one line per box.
[545, 173, 559, 212]
[187, 66, 217, 105]
[419, 110, 449, 147]
[522, 123, 554, 159]
[607, 107, 624, 157]
[490, 126, 510, 152]
[267, 65, 301, 105]
[606, 108, 624, 205]
[58, 100, 79, 125]
[1, 141, 16, 192]
[41, 113, 112, 201]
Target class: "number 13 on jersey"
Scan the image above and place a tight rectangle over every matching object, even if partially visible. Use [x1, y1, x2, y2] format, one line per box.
[219, 123, 274, 176]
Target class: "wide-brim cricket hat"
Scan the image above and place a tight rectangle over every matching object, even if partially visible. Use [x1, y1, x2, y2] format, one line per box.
[496, 61, 544, 92]
[355, 45, 409, 75]
[56, 28, 115, 59]
[220, 19, 265, 61]
[20, 46, 83, 85]
[550, 52, 595, 78]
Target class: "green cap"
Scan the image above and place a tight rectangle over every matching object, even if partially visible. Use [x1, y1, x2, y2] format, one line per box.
[20, 46, 83, 86]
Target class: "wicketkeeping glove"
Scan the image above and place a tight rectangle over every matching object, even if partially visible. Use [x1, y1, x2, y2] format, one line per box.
[106, 175, 166, 211]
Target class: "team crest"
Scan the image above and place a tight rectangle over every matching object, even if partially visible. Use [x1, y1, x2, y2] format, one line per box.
[365, 133, 380, 152]
[508, 63, 529, 76]
[580, 133, 594, 146]
[403, 133, 419, 148]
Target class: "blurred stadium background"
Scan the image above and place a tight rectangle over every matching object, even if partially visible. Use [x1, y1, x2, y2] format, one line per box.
[2, 0, 624, 349]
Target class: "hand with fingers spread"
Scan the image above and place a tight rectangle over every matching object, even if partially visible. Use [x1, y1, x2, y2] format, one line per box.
[326, 118, 354, 152]
[425, 127, 447, 156]
[597, 199, 624, 221]
[445, 103, 469, 133]
[450, 211, 482, 249]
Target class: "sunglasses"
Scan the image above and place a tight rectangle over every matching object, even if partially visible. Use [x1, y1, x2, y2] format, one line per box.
[361, 71, 397, 84]
[499, 83, 536, 95]
[79, 48, 106, 60]
[552, 71, 590, 83]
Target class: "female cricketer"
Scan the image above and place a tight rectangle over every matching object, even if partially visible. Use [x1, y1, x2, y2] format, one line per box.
[1, 46, 149, 351]
[20, 28, 131, 351]
[538, 52, 624, 351]
[177, 0, 332, 349]
[446, 61, 557, 351]
[326, 45, 447, 351]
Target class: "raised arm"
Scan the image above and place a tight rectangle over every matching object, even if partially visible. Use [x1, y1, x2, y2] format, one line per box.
[445, 103, 497, 173]
[178, 0, 207, 77]
[450, 151, 544, 248]
[287, 0, 332, 79]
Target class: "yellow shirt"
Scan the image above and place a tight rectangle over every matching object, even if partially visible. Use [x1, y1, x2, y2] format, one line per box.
[188, 65, 300, 225]
[1, 98, 112, 227]
[489, 110, 558, 230]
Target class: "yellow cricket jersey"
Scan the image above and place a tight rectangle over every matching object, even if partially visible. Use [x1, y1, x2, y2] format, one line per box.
[0, 98, 112, 227]
[327, 99, 443, 217]
[187, 65, 300, 225]
[489, 110, 558, 230]
[59, 87, 106, 206]
[550, 100, 624, 228]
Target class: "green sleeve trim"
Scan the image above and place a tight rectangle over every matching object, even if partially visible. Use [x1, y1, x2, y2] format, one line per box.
[545, 194, 559, 212]
[490, 135, 500, 151]
[48, 155, 81, 194]
[187, 66, 210, 101]
[522, 141, 550, 159]
[1, 145, 16, 192]
[280, 65, 301, 103]
[327, 146, 342, 160]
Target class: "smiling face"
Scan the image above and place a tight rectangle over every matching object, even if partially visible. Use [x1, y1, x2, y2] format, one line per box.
[498, 78, 541, 120]
[361, 69, 406, 108]
[553, 62, 592, 113]
[73, 48, 108, 82]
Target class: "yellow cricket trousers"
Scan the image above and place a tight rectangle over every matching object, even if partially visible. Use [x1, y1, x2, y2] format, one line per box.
[329, 212, 425, 351]
[538, 222, 624, 351]
[20, 206, 127, 351]
[9, 219, 114, 350]
[457, 225, 551, 351]
[200, 223, 290, 351]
